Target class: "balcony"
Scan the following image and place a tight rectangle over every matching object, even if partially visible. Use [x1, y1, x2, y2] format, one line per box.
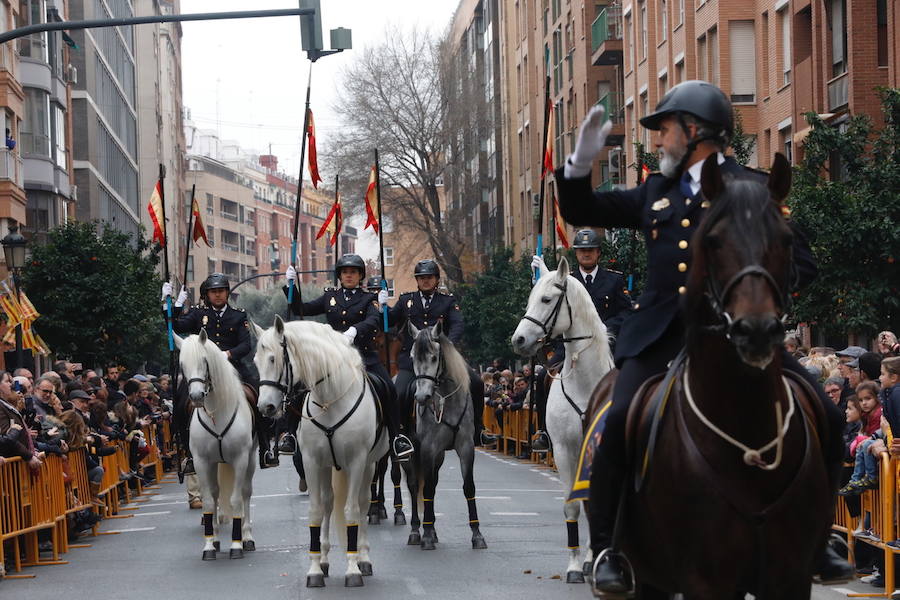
[591, 5, 623, 66]
[597, 91, 624, 124]
[827, 72, 849, 112]
[0, 150, 24, 188]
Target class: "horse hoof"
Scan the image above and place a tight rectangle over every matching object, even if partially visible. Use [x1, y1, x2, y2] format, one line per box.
[359, 561, 373, 576]
[566, 571, 585, 584]
[472, 536, 487, 550]
[407, 532, 421, 545]
[212, 541, 220, 552]
[306, 574, 325, 588]
[394, 512, 406, 526]
[202, 550, 217, 561]
[378, 506, 388, 520]
[421, 537, 436, 551]
[345, 574, 364, 587]
[368, 513, 381, 525]
[230, 548, 244, 559]
[322, 563, 329, 577]
[243, 540, 256, 552]
[582, 561, 592, 577]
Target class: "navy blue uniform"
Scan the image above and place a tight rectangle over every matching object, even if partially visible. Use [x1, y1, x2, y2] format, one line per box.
[170, 304, 254, 384]
[555, 157, 843, 553]
[572, 268, 632, 339]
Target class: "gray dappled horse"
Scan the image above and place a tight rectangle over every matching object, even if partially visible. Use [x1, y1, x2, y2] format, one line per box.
[401, 322, 487, 551]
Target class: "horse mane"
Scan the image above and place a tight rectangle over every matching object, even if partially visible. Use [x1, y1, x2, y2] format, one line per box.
[180, 333, 243, 403]
[416, 327, 470, 393]
[280, 321, 363, 397]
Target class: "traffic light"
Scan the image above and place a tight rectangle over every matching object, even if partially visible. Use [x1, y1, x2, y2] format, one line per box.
[299, 0, 323, 52]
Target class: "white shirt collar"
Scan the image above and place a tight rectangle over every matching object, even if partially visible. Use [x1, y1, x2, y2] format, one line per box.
[216, 305, 228, 317]
[684, 152, 725, 196]
[579, 266, 599, 280]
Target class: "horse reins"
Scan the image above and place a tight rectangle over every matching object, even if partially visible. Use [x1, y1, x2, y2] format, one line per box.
[305, 373, 368, 471]
[188, 356, 238, 464]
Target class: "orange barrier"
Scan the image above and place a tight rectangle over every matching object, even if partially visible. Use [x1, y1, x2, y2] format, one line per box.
[483, 405, 554, 467]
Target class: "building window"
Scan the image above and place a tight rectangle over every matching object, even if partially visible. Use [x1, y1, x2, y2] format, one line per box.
[207, 225, 215, 247]
[782, 127, 792, 163]
[877, 0, 887, 67]
[779, 8, 791, 85]
[660, 0, 667, 42]
[659, 73, 668, 96]
[625, 13, 634, 71]
[729, 21, 756, 103]
[761, 12, 770, 97]
[384, 247, 394, 267]
[639, 2, 648, 60]
[51, 104, 66, 169]
[697, 34, 707, 81]
[18, 0, 48, 62]
[677, 0, 684, 26]
[186, 256, 194, 282]
[385, 278, 395, 296]
[708, 27, 719, 86]
[206, 193, 214, 215]
[22, 88, 51, 157]
[828, 0, 847, 77]
[675, 59, 684, 84]
[640, 93, 649, 147]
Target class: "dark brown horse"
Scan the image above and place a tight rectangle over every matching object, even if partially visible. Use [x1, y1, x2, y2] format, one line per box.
[587, 154, 831, 599]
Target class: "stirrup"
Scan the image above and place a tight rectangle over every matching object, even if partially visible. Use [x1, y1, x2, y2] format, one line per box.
[531, 431, 551, 453]
[393, 435, 414, 460]
[182, 457, 195, 475]
[480, 430, 498, 447]
[591, 549, 636, 599]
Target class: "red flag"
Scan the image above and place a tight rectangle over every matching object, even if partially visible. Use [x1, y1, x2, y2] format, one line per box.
[315, 194, 342, 247]
[542, 102, 554, 179]
[191, 197, 210, 246]
[307, 109, 322, 189]
[147, 180, 165, 246]
[640, 162, 651, 183]
[363, 166, 379, 233]
[553, 193, 570, 249]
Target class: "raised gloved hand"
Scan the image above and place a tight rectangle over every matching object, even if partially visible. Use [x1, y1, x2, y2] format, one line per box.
[377, 289, 389, 305]
[566, 104, 613, 179]
[175, 286, 188, 308]
[343, 326, 357, 342]
[285, 265, 297, 282]
[531, 255, 548, 284]
[221, 350, 230, 361]
[161, 281, 173, 301]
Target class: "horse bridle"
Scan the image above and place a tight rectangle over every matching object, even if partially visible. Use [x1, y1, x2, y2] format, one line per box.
[187, 358, 213, 399]
[259, 337, 295, 410]
[522, 278, 593, 345]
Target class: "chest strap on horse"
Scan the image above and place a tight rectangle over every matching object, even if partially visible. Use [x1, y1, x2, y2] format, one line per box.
[559, 376, 586, 423]
[196, 406, 239, 464]
[306, 376, 366, 471]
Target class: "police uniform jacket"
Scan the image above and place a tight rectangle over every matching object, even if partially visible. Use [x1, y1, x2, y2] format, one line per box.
[387, 291, 464, 371]
[555, 156, 817, 366]
[286, 285, 383, 368]
[171, 304, 251, 362]
[572, 268, 632, 338]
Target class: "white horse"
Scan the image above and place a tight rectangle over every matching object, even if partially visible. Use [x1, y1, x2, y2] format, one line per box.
[174, 329, 256, 560]
[253, 316, 389, 588]
[511, 255, 614, 584]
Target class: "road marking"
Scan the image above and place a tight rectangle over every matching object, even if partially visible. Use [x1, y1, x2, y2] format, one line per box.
[475, 496, 511, 500]
[490, 512, 539, 516]
[139, 501, 186, 507]
[104, 527, 156, 533]
[831, 588, 857, 596]
[405, 576, 426, 595]
[132, 511, 171, 517]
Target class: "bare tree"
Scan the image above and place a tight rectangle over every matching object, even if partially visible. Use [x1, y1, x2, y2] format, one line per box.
[326, 26, 489, 287]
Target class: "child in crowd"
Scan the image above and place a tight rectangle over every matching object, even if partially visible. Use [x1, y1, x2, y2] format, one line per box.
[839, 381, 883, 495]
[880, 358, 900, 445]
[844, 396, 863, 462]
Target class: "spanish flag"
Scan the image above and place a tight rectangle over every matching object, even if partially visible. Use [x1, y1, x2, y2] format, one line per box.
[315, 194, 342, 247]
[307, 109, 322, 190]
[191, 196, 210, 246]
[363, 166, 379, 234]
[542, 102, 554, 179]
[554, 192, 570, 249]
[147, 180, 166, 246]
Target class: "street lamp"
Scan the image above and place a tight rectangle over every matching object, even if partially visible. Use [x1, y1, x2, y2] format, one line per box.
[2, 224, 27, 370]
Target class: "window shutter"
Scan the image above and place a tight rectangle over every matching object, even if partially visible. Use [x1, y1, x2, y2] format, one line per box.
[729, 21, 756, 101]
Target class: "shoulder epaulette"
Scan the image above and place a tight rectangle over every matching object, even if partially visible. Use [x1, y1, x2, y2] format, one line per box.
[324, 287, 336, 292]
[236, 307, 245, 312]
[606, 268, 623, 275]
[399, 291, 414, 298]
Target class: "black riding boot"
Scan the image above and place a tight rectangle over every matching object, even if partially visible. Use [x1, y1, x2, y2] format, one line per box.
[589, 450, 632, 595]
[469, 373, 497, 447]
[254, 408, 279, 469]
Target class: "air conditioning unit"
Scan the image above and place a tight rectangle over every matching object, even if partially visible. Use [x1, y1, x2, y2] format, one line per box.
[66, 64, 77, 85]
[608, 147, 623, 171]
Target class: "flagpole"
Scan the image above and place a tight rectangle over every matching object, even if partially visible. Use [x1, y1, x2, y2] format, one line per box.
[157, 164, 175, 359]
[333, 173, 340, 255]
[550, 180, 557, 265]
[374, 149, 390, 333]
[288, 64, 313, 320]
[182, 184, 195, 290]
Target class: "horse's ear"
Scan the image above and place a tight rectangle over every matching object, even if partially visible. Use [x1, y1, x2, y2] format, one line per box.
[198, 328, 208, 344]
[431, 322, 441, 339]
[274, 314, 285, 336]
[250, 320, 265, 339]
[556, 255, 569, 281]
[407, 320, 420, 339]
[768, 153, 792, 205]
[173, 333, 183, 349]
[699, 154, 724, 203]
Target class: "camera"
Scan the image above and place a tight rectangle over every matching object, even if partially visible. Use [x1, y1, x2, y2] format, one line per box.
[12, 381, 22, 393]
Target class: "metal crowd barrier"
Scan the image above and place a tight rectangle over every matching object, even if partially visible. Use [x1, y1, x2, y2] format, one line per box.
[482, 405, 554, 467]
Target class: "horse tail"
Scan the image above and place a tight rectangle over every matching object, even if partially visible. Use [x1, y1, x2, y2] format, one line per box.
[217, 463, 235, 524]
[332, 467, 349, 548]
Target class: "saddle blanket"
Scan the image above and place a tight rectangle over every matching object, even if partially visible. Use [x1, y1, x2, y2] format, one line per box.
[567, 398, 612, 503]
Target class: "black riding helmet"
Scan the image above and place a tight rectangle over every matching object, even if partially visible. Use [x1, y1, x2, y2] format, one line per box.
[334, 254, 366, 280]
[200, 273, 230, 298]
[639, 80, 734, 140]
[572, 229, 602, 249]
[413, 259, 440, 278]
[365, 276, 382, 292]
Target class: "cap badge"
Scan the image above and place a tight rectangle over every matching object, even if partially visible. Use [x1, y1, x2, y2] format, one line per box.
[651, 198, 670, 211]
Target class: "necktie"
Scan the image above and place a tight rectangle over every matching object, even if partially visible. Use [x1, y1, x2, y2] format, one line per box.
[585, 274, 593, 287]
[423, 294, 432, 310]
[680, 172, 695, 199]
[344, 289, 355, 303]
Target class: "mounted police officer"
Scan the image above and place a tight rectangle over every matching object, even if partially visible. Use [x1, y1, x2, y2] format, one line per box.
[285, 254, 414, 460]
[529, 228, 633, 452]
[554, 80, 850, 593]
[383, 259, 497, 448]
[162, 273, 279, 470]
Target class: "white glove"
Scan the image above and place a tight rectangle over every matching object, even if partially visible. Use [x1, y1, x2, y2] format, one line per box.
[221, 350, 230, 361]
[377, 289, 389, 305]
[566, 104, 613, 179]
[285, 265, 297, 282]
[161, 281, 173, 301]
[343, 326, 357, 342]
[175, 286, 188, 308]
[531, 255, 545, 272]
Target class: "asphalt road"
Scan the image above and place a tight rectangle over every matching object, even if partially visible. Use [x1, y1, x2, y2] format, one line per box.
[8, 449, 880, 599]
